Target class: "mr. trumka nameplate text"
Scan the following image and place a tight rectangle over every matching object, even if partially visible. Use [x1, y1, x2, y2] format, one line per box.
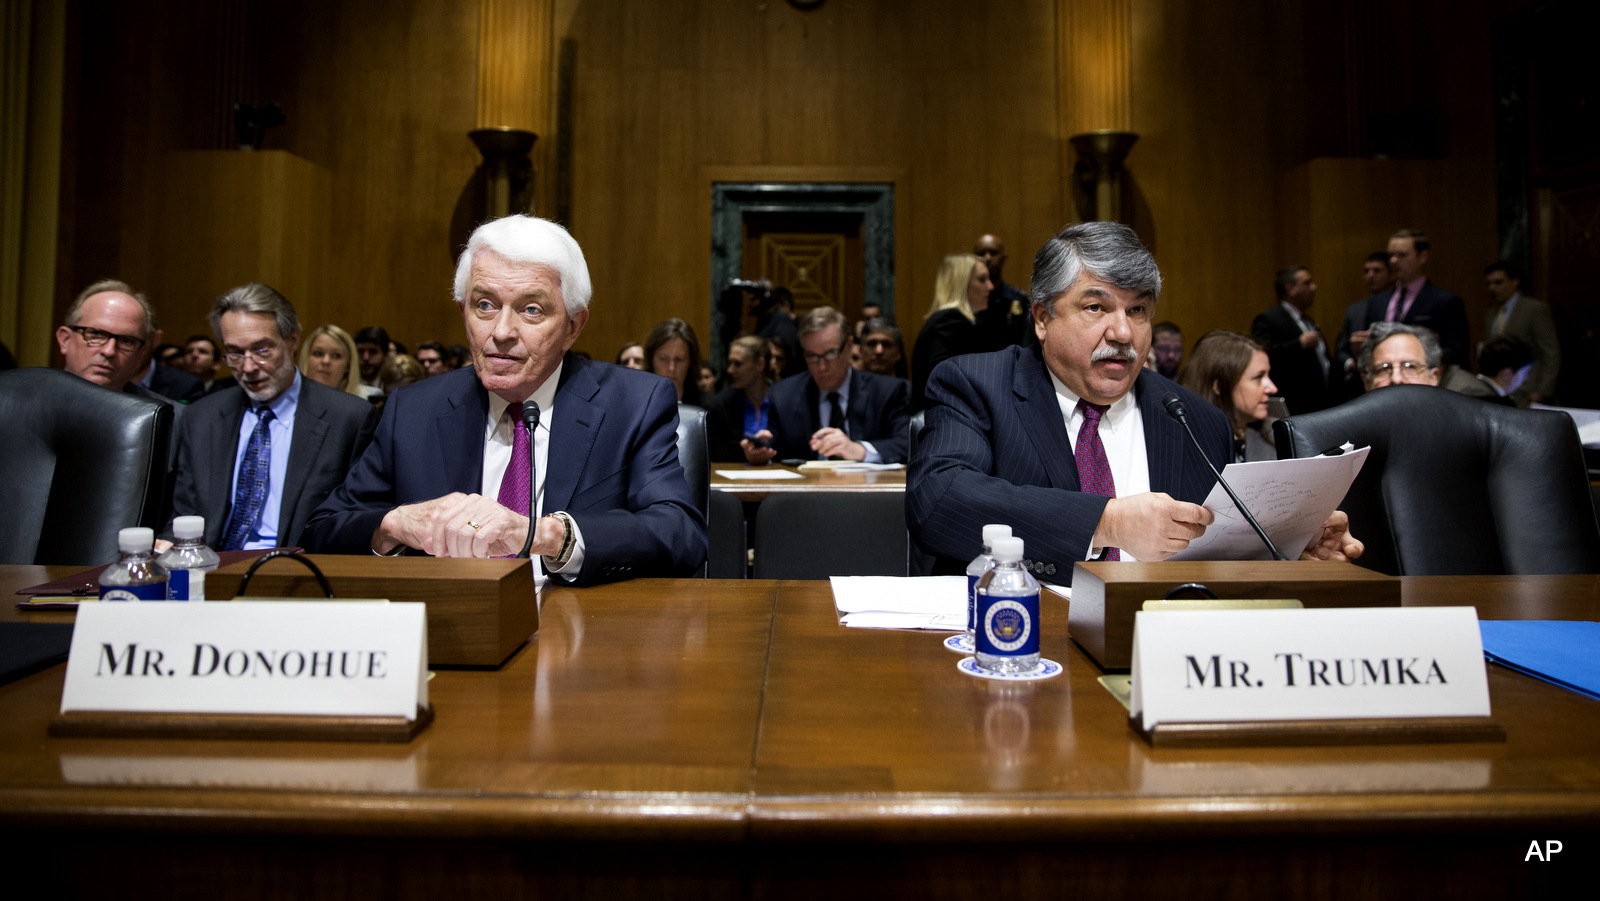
[1130, 607, 1490, 730]
[61, 602, 428, 719]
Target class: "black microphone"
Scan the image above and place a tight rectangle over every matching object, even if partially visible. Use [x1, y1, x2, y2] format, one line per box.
[1161, 392, 1287, 561]
[518, 402, 541, 559]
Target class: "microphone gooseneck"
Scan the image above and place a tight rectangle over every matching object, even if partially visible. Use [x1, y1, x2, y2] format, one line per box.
[518, 402, 541, 559]
[1161, 392, 1287, 561]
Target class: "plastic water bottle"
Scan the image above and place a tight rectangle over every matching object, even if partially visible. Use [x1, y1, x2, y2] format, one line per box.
[975, 536, 1041, 674]
[966, 524, 1013, 650]
[158, 516, 220, 602]
[99, 527, 170, 602]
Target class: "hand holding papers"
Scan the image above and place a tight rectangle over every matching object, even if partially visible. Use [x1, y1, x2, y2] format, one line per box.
[1169, 447, 1369, 562]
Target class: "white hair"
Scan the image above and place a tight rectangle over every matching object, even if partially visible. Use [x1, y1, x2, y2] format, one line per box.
[452, 215, 592, 316]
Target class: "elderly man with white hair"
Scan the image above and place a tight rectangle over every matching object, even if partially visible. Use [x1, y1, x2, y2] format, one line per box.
[305, 215, 706, 586]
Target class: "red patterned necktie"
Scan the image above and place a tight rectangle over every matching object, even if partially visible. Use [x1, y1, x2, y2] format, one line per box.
[1075, 400, 1119, 561]
[497, 402, 533, 518]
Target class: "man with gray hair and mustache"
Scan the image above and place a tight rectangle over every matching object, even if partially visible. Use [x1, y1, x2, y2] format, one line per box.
[908, 221, 1361, 584]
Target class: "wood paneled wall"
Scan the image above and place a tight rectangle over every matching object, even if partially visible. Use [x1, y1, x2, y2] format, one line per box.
[47, 0, 1501, 375]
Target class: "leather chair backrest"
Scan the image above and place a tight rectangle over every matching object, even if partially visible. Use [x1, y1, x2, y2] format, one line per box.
[676, 404, 711, 577]
[0, 368, 173, 565]
[753, 491, 908, 579]
[1274, 384, 1600, 575]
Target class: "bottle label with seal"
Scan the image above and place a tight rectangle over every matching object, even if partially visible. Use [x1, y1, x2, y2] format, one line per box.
[976, 593, 1040, 658]
[100, 582, 169, 602]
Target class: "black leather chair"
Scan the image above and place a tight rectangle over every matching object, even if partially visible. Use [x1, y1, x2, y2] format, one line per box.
[1274, 384, 1600, 576]
[753, 492, 908, 579]
[676, 404, 711, 577]
[0, 368, 173, 565]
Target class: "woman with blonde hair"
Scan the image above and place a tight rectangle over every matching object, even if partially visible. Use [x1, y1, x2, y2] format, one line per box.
[297, 324, 376, 398]
[1178, 330, 1280, 462]
[911, 252, 990, 409]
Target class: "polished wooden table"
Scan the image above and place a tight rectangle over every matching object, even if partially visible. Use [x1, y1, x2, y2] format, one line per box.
[1, 567, 1595, 898]
[710, 462, 905, 502]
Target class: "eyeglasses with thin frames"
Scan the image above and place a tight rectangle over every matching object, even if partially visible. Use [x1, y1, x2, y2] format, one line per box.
[1367, 360, 1430, 380]
[66, 325, 145, 353]
[223, 344, 281, 366]
[803, 342, 848, 365]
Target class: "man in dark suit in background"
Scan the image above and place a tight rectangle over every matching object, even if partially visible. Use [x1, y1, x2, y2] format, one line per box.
[304, 215, 705, 587]
[743, 305, 911, 464]
[1251, 265, 1332, 414]
[1352, 229, 1469, 370]
[170, 283, 379, 549]
[972, 233, 1034, 353]
[907, 222, 1360, 584]
[1332, 251, 1394, 401]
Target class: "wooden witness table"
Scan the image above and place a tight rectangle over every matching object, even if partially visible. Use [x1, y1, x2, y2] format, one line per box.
[1, 566, 1596, 898]
[710, 461, 906, 502]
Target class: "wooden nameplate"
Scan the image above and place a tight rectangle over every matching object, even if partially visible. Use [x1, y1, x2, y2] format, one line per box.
[1069, 560, 1402, 672]
[207, 556, 537, 668]
[50, 705, 434, 743]
[1131, 714, 1505, 748]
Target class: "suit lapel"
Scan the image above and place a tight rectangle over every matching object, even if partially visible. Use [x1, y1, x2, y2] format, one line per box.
[439, 374, 487, 494]
[1014, 350, 1080, 490]
[278, 383, 328, 539]
[544, 355, 601, 513]
[1136, 373, 1187, 496]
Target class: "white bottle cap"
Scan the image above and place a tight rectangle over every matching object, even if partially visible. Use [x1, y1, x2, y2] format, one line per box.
[981, 524, 1013, 545]
[990, 536, 1023, 562]
[171, 516, 205, 540]
[118, 527, 155, 554]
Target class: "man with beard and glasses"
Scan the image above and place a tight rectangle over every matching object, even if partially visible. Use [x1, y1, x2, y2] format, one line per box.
[907, 222, 1361, 584]
[169, 283, 379, 550]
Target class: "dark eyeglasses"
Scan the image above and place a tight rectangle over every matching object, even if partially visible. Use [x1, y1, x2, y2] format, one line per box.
[803, 342, 848, 365]
[66, 325, 146, 353]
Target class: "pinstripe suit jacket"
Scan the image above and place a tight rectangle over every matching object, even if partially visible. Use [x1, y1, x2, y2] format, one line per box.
[907, 345, 1232, 585]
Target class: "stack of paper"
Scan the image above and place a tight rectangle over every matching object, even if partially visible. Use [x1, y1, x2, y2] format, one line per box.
[1480, 620, 1600, 701]
[830, 576, 966, 630]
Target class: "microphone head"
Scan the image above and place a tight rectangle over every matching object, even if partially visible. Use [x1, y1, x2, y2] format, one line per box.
[1161, 392, 1187, 422]
[522, 402, 540, 430]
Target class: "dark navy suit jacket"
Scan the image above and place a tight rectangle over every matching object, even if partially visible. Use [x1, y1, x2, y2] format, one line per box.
[302, 355, 707, 585]
[1251, 304, 1332, 414]
[907, 345, 1231, 585]
[1361, 281, 1469, 369]
[171, 376, 379, 548]
[766, 367, 911, 463]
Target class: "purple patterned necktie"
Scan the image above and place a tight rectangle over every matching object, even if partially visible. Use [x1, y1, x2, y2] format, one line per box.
[1386, 284, 1408, 322]
[1075, 401, 1119, 561]
[497, 402, 533, 520]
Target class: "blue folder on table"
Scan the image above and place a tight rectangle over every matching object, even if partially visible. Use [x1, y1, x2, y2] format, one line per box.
[1480, 620, 1600, 702]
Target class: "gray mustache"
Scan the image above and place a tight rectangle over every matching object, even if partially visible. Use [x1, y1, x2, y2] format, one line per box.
[1090, 345, 1139, 363]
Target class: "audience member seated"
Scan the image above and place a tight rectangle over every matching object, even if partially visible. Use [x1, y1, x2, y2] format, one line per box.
[744, 305, 910, 464]
[416, 341, 448, 378]
[714, 334, 771, 462]
[697, 362, 718, 396]
[353, 326, 391, 390]
[912, 253, 987, 410]
[55, 279, 172, 405]
[1443, 336, 1536, 407]
[1151, 320, 1183, 379]
[854, 301, 883, 339]
[1359, 321, 1442, 391]
[379, 353, 424, 395]
[616, 341, 645, 370]
[303, 214, 706, 587]
[1179, 330, 1280, 462]
[298, 324, 371, 398]
[859, 317, 907, 379]
[906, 222, 1360, 583]
[755, 287, 802, 378]
[180, 334, 224, 392]
[766, 336, 791, 383]
[171, 284, 379, 550]
[646, 317, 714, 407]
[445, 343, 469, 370]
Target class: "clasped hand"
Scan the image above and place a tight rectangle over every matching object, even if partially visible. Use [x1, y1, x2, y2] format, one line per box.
[374, 492, 564, 558]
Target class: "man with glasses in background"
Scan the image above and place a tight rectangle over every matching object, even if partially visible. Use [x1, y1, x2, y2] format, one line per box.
[744, 305, 910, 463]
[169, 283, 378, 550]
[55, 280, 167, 400]
[1358, 321, 1443, 390]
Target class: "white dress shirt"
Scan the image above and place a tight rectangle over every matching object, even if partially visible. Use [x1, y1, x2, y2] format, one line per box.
[812, 369, 880, 462]
[480, 361, 584, 588]
[1048, 371, 1150, 561]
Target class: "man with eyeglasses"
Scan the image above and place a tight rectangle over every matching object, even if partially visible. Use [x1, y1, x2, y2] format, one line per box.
[169, 283, 379, 550]
[1358, 321, 1442, 391]
[744, 305, 910, 464]
[55, 280, 162, 396]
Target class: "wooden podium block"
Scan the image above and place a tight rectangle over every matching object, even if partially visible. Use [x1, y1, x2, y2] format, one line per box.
[206, 556, 537, 668]
[1068, 560, 1402, 672]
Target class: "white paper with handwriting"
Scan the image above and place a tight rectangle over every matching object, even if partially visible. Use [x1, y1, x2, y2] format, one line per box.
[1168, 446, 1369, 562]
